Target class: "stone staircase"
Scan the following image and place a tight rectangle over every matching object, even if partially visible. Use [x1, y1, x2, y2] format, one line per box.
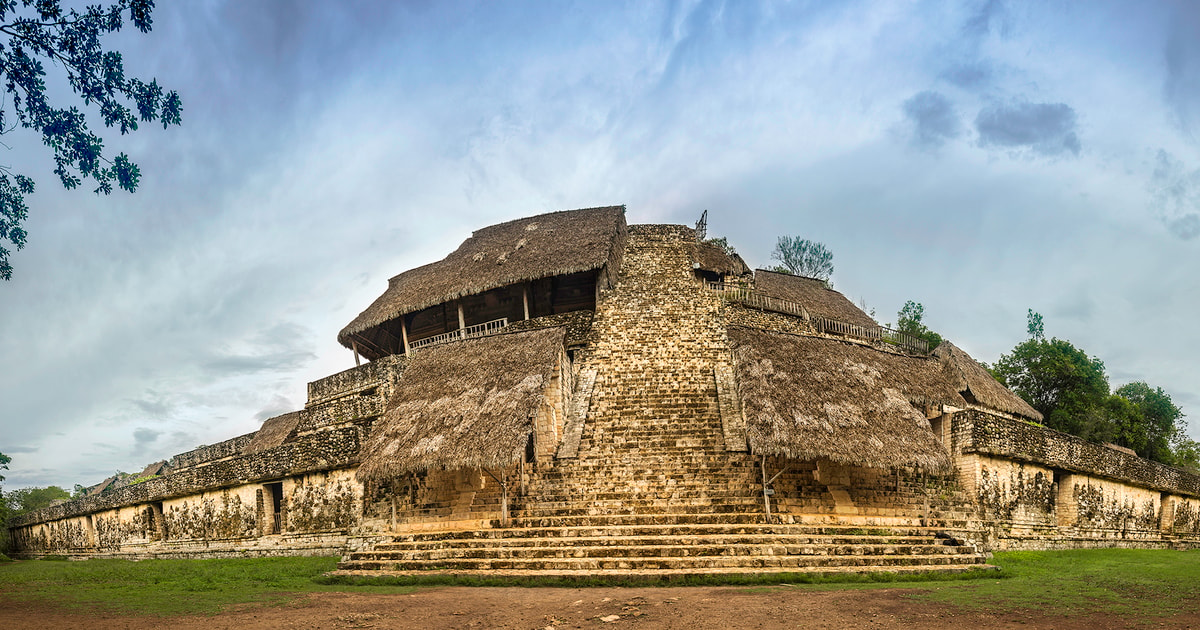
[333, 226, 992, 580]
[335, 516, 990, 578]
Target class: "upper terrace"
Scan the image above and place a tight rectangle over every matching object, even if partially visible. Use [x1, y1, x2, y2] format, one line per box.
[338, 206, 627, 361]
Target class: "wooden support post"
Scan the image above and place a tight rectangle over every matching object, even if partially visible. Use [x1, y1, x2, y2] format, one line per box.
[400, 317, 410, 355]
[760, 456, 789, 523]
[457, 301, 466, 333]
[522, 284, 530, 320]
[351, 339, 361, 367]
[484, 468, 510, 527]
[761, 455, 772, 521]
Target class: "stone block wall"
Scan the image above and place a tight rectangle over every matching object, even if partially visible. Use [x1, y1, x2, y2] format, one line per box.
[361, 466, 512, 530]
[965, 454, 1056, 528]
[946, 410, 1200, 549]
[168, 434, 256, 472]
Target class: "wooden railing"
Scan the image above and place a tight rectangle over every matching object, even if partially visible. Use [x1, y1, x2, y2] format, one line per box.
[707, 283, 810, 319]
[408, 318, 510, 352]
[707, 282, 929, 355]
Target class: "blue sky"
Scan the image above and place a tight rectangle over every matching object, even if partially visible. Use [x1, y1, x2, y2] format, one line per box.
[2, 0, 1200, 488]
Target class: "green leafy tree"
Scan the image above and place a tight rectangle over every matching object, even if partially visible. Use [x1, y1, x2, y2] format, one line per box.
[0, 451, 10, 550]
[703, 236, 738, 257]
[895, 300, 944, 349]
[1026, 309, 1044, 340]
[1113, 382, 1183, 463]
[0, 0, 182, 280]
[991, 336, 1111, 441]
[770, 236, 833, 281]
[3, 485, 69, 515]
[1169, 426, 1200, 473]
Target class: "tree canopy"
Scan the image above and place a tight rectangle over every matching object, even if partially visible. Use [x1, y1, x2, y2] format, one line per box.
[770, 236, 833, 281]
[0, 0, 181, 280]
[3, 485, 69, 515]
[895, 300, 943, 350]
[991, 310, 1192, 465]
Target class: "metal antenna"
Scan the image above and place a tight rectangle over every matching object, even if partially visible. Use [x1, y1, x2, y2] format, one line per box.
[694, 209, 708, 241]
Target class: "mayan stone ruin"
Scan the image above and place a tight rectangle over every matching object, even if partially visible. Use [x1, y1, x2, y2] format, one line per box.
[9, 206, 1200, 578]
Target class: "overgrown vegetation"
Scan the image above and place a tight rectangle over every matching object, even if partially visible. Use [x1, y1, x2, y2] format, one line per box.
[894, 300, 943, 349]
[990, 310, 1199, 468]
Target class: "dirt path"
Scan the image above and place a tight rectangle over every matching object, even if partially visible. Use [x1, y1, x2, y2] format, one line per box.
[2, 586, 1197, 629]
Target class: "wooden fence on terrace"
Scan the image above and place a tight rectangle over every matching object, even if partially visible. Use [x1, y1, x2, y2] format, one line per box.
[706, 282, 929, 355]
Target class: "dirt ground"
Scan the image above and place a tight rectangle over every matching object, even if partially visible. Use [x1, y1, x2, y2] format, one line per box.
[2, 586, 1197, 630]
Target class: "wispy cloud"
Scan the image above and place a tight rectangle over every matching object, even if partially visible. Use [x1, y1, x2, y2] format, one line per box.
[1164, 2, 1200, 139]
[975, 100, 1081, 156]
[1150, 149, 1200, 240]
[903, 91, 962, 149]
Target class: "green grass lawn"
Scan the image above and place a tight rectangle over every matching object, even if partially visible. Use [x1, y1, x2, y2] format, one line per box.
[911, 548, 1200, 617]
[0, 555, 417, 616]
[0, 548, 1197, 618]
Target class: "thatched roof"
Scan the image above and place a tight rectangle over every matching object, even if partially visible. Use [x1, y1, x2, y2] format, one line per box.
[932, 342, 1043, 421]
[356, 326, 567, 481]
[137, 461, 166, 479]
[753, 270, 878, 329]
[87, 475, 118, 497]
[693, 241, 750, 276]
[728, 327, 955, 471]
[243, 411, 302, 454]
[339, 206, 626, 346]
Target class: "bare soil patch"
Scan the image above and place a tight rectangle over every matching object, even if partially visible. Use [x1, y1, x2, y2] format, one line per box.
[2, 586, 1197, 629]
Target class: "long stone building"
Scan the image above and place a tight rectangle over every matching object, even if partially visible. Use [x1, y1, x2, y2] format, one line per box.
[10, 206, 1200, 577]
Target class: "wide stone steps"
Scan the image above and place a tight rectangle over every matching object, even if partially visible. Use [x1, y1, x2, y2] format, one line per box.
[336, 519, 990, 578]
[350, 543, 976, 562]
[338, 553, 984, 573]
[371, 533, 963, 551]
[331, 563, 991, 580]
[385, 521, 949, 539]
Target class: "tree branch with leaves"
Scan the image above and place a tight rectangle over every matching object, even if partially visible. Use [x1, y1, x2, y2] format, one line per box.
[0, 0, 181, 280]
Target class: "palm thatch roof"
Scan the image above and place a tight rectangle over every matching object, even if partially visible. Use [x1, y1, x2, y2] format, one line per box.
[87, 475, 119, 497]
[137, 460, 166, 478]
[728, 327, 956, 471]
[932, 342, 1043, 421]
[753, 270, 878, 329]
[243, 411, 302, 454]
[339, 206, 627, 347]
[693, 241, 749, 276]
[356, 326, 567, 482]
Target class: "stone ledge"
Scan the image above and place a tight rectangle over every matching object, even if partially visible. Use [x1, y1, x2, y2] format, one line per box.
[957, 410, 1200, 497]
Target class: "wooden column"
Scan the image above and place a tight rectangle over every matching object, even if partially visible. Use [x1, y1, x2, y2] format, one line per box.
[522, 284, 530, 320]
[457, 301, 466, 331]
[400, 317, 410, 354]
[351, 339, 361, 367]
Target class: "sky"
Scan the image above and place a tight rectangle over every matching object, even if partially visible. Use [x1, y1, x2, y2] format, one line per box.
[2, 0, 1200, 489]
